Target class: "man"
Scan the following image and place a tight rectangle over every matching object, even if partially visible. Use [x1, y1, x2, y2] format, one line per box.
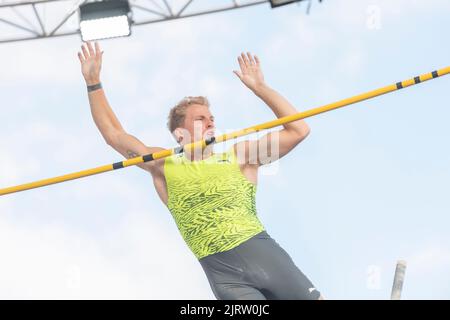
[78, 42, 322, 300]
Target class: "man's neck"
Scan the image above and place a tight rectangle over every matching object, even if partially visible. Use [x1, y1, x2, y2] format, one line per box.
[183, 145, 214, 162]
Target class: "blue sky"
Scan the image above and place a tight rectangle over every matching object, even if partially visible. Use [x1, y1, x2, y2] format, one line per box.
[0, 0, 449, 299]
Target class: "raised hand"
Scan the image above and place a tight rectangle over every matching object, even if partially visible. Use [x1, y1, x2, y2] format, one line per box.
[233, 52, 266, 92]
[78, 41, 103, 85]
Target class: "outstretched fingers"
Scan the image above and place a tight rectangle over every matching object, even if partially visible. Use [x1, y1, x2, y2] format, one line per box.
[79, 41, 103, 64]
[239, 52, 260, 68]
[237, 55, 246, 73]
[234, 51, 260, 80]
[94, 41, 103, 60]
[80, 43, 89, 60]
[254, 54, 260, 66]
[86, 41, 95, 57]
[241, 52, 250, 68]
[77, 51, 85, 63]
[246, 52, 256, 65]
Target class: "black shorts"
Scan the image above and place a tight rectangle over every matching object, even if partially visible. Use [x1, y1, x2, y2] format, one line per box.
[199, 230, 321, 300]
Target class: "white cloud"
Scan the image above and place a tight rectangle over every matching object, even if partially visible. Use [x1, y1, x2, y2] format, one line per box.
[0, 150, 41, 186]
[406, 245, 450, 277]
[1, 37, 80, 85]
[378, 0, 450, 15]
[0, 207, 213, 299]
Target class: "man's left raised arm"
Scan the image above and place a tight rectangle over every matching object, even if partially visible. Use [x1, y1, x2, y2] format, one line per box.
[233, 52, 310, 166]
[253, 83, 310, 137]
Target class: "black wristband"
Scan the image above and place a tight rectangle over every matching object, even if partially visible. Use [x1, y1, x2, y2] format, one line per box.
[87, 83, 102, 92]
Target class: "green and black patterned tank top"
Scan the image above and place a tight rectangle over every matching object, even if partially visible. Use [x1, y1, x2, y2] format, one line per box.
[164, 146, 265, 259]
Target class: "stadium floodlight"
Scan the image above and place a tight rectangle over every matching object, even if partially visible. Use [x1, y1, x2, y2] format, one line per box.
[79, 0, 132, 41]
[269, 0, 302, 8]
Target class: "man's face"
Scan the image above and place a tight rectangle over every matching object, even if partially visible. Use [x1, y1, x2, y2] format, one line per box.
[178, 104, 215, 144]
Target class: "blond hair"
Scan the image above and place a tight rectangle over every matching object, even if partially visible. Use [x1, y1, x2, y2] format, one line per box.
[167, 96, 210, 133]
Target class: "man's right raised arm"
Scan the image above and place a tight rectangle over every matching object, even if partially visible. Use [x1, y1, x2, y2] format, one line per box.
[78, 42, 164, 173]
